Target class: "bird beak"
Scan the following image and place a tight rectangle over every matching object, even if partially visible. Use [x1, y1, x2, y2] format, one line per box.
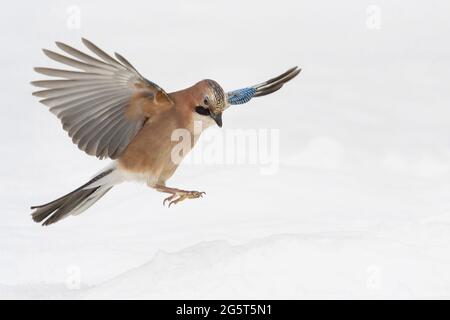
[211, 113, 223, 127]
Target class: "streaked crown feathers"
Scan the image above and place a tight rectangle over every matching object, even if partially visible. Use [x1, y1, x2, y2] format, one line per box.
[205, 79, 226, 114]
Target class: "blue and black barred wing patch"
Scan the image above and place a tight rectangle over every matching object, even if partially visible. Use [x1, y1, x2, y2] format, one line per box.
[227, 87, 257, 105]
[226, 67, 300, 105]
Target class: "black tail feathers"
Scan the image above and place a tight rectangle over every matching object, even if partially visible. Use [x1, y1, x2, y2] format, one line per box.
[31, 168, 114, 226]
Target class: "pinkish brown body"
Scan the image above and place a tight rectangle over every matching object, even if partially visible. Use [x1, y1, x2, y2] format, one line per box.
[118, 81, 218, 187]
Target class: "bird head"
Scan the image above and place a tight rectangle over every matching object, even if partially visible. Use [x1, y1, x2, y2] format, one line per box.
[192, 79, 226, 128]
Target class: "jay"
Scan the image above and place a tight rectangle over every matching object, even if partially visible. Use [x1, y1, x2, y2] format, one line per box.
[30, 39, 300, 225]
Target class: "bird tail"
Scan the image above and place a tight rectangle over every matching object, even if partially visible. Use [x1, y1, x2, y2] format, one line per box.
[31, 163, 123, 226]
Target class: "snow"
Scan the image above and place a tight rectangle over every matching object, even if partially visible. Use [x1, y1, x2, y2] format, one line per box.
[76, 227, 450, 300]
[2, 0, 450, 299]
[5, 221, 450, 299]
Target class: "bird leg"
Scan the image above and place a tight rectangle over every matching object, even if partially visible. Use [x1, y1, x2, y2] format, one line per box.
[155, 185, 205, 207]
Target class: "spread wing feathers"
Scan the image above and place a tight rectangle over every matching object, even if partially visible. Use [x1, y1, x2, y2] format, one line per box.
[226, 66, 300, 105]
[31, 38, 172, 159]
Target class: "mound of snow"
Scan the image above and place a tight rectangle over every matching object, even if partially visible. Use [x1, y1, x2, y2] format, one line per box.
[78, 232, 450, 299]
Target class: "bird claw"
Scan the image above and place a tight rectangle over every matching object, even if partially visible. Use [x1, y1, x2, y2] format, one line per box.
[162, 194, 176, 206]
[163, 191, 206, 207]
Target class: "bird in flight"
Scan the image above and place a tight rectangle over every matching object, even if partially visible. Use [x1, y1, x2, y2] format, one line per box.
[30, 39, 300, 225]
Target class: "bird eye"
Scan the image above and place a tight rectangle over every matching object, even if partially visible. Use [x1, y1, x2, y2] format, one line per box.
[203, 98, 209, 105]
[195, 106, 210, 116]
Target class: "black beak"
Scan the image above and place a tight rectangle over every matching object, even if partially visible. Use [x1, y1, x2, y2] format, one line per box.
[211, 113, 223, 127]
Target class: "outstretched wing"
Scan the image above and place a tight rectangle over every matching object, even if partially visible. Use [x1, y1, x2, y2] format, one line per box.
[32, 38, 173, 159]
[226, 66, 300, 105]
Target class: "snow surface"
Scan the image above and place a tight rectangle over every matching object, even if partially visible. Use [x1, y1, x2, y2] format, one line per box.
[2, 0, 450, 299]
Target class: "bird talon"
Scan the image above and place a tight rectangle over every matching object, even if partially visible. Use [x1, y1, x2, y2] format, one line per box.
[161, 190, 205, 207]
[187, 191, 205, 199]
[163, 194, 176, 206]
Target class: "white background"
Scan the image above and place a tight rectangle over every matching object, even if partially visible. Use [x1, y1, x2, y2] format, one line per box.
[1, 0, 450, 298]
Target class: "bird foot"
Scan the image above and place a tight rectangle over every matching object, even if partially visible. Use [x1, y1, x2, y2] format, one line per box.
[163, 190, 206, 207]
